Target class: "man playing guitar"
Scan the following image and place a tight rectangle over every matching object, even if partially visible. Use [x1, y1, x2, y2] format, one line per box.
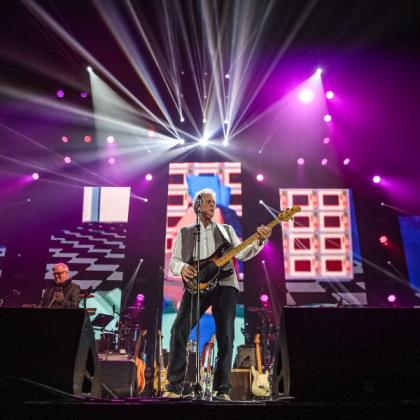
[164, 188, 271, 400]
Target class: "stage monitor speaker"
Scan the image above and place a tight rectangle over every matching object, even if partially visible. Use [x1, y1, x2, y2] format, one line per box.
[276, 307, 420, 400]
[0, 308, 101, 398]
[99, 360, 136, 398]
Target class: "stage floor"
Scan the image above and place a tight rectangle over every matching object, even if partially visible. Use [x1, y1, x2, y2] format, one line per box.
[5, 397, 420, 420]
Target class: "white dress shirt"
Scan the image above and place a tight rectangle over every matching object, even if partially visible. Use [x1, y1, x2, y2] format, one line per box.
[169, 221, 266, 276]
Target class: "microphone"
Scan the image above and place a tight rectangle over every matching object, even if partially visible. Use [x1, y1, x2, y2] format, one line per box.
[194, 194, 203, 214]
[48, 285, 63, 308]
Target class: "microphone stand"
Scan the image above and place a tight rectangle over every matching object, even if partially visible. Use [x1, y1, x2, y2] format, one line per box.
[192, 197, 202, 399]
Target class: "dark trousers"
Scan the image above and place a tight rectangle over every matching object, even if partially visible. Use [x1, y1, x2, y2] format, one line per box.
[166, 285, 237, 394]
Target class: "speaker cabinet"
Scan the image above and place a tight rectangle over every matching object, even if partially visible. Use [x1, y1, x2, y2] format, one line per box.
[99, 360, 137, 398]
[0, 308, 101, 398]
[234, 345, 256, 368]
[276, 307, 420, 400]
[229, 368, 252, 401]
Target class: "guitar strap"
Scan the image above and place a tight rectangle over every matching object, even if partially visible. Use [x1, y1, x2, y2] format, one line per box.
[215, 223, 232, 245]
[215, 224, 235, 279]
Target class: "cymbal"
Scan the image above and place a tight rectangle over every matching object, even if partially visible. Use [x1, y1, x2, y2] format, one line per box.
[80, 293, 95, 299]
[247, 306, 272, 313]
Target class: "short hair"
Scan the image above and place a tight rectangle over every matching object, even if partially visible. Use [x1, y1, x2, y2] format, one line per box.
[193, 188, 216, 213]
[53, 263, 69, 272]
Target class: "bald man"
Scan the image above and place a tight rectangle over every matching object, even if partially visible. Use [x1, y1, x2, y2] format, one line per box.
[40, 263, 81, 309]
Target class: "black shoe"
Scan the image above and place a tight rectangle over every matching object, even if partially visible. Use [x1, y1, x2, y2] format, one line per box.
[214, 392, 231, 401]
[162, 391, 181, 399]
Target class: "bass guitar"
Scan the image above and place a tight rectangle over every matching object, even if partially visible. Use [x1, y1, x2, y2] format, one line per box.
[251, 333, 270, 397]
[184, 206, 301, 295]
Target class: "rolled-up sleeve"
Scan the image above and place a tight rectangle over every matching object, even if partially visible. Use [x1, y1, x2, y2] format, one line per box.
[228, 225, 266, 261]
[169, 230, 187, 276]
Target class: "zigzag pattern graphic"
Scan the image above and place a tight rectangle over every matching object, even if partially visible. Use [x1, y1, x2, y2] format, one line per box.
[45, 223, 127, 290]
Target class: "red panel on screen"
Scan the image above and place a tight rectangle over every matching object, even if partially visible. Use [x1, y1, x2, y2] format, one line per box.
[292, 195, 309, 206]
[294, 216, 310, 228]
[323, 195, 340, 206]
[324, 216, 340, 228]
[326, 260, 343, 271]
[325, 237, 342, 249]
[294, 238, 310, 250]
[168, 195, 184, 205]
[229, 173, 241, 183]
[168, 174, 184, 184]
[295, 260, 312, 271]
[167, 216, 181, 227]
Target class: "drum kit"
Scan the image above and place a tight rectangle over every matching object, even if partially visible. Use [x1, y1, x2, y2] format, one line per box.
[81, 290, 145, 356]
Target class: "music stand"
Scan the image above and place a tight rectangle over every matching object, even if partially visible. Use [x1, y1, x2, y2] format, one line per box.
[91, 313, 114, 330]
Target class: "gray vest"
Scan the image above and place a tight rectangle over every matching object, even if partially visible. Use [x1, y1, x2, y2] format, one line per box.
[180, 223, 239, 290]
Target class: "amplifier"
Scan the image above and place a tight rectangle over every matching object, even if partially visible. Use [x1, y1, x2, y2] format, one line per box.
[100, 360, 137, 398]
[234, 345, 256, 368]
[229, 369, 252, 401]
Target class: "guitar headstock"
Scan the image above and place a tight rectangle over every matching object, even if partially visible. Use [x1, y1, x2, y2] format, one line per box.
[134, 329, 148, 358]
[278, 205, 301, 222]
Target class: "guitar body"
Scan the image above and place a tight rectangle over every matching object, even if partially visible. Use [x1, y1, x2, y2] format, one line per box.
[251, 333, 270, 398]
[153, 363, 168, 393]
[250, 366, 270, 397]
[133, 330, 147, 394]
[184, 243, 229, 295]
[135, 354, 146, 393]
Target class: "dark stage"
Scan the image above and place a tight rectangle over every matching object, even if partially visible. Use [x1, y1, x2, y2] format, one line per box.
[5, 398, 420, 420]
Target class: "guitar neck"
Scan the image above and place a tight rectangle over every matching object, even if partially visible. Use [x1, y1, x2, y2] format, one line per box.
[215, 217, 282, 267]
[159, 336, 165, 371]
[134, 337, 142, 359]
[255, 338, 263, 375]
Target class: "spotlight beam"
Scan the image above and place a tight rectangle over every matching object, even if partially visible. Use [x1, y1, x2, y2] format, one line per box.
[0, 122, 118, 186]
[93, 1, 181, 139]
[387, 261, 408, 281]
[23, 0, 178, 138]
[380, 202, 412, 214]
[0, 83, 191, 149]
[360, 256, 411, 287]
[229, 1, 318, 139]
[0, 153, 117, 187]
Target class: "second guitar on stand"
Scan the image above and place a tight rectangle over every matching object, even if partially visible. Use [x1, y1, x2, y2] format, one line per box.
[251, 334, 270, 397]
